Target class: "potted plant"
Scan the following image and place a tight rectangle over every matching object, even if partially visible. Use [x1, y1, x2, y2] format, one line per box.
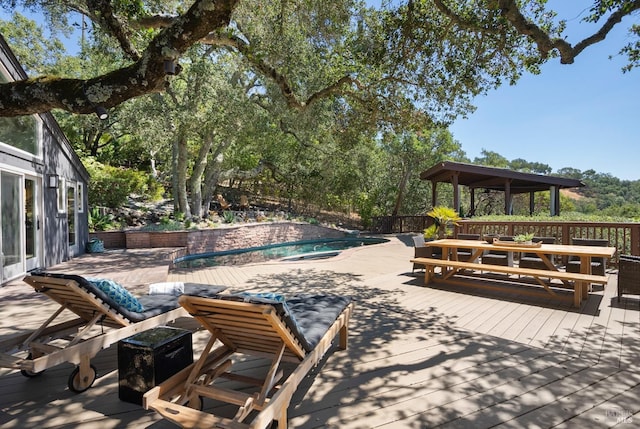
[424, 206, 462, 240]
[514, 232, 535, 245]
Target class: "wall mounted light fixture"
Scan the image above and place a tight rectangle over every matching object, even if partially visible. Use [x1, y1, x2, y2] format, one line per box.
[47, 174, 59, 188]
[164, 60, 177, 75]
[94, 105, 109, 120]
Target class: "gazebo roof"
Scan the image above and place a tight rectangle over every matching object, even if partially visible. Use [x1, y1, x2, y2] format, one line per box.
[419, 161, 585, 194]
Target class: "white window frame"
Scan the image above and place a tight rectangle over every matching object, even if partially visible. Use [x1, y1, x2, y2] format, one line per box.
[0, 64, 43, 159]
[77, 182, 84, 213]
[67, 181, 78, 249]
[57, 178, 66, 213]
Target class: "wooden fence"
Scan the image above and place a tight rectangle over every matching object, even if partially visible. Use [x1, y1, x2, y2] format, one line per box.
[371, 216, 640, 265]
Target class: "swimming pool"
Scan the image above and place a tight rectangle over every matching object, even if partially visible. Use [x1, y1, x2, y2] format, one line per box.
[173, 237, 389, 269]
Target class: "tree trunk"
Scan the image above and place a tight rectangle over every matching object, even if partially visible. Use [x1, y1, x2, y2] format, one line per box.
[391, 167, 410, 216]
[174, 133, 191, 218]
[202, 141, 231, 214]
[189, 132, 215, 218]
[149, 149, 158, 178]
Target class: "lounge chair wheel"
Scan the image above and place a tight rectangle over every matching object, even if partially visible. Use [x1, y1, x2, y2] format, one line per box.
[68, 364, 97, 393]
[20, 353, 44, 378]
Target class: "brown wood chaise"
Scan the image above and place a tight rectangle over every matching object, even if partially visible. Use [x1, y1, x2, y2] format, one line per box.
[144, 293, 353, 429]
[0, 273, 225, 392]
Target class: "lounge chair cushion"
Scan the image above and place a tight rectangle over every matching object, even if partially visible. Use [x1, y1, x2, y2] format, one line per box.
[220, 293, 352, 352]
[286, 295, 352, 351]
[148, 282, 185, 296]
[223, 292, 305, 346]
[238, 291, 287, 303]
[86, 277, 145, 312]
[38, 273, 227, 323]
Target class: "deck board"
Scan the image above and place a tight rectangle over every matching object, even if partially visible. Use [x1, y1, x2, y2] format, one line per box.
[504, 369, 640, 428]
[2, 236, 640, 428]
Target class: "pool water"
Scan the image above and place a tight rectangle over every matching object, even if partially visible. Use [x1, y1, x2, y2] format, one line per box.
[173, 237, 389, 269]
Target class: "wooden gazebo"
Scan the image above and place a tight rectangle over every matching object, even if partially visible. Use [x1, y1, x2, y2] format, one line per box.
[419, 161, 585, 216]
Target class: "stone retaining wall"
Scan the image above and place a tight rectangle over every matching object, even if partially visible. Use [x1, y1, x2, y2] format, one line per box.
[90, 231, 126, 248]
[90, 222, 350, 255]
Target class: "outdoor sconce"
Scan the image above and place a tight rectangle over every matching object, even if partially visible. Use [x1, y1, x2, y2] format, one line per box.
[94, 105, 109, 120]
[164, 60, 177, 75]
[47, 174, 59, 189]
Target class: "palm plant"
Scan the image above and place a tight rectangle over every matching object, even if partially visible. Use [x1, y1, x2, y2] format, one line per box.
[424, 206, 462, 239]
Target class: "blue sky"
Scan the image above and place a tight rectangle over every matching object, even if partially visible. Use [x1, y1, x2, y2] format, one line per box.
[448, 3, 640, 181]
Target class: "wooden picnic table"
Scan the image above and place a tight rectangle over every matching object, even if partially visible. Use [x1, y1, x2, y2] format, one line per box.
[411, 239, 616, 307]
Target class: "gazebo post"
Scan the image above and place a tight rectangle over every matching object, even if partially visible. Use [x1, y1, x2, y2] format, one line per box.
[470, 189, 476, 217]
[452, 173, 460, 214]
[550, 186, 560, 216]
[431, 180, 437, 208]
[529, 192, 535, 215]
[504, 179, 512, 215]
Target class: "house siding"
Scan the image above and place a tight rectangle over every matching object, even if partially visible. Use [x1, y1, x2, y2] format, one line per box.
[0, 34, 89, 282]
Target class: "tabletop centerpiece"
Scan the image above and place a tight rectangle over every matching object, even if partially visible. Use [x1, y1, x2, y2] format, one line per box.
[492, 232, 542, 247]
[513, 232, 535, 245]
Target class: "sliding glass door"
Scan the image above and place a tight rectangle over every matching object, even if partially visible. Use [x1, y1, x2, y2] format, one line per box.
[0, 172, 41, 282]
[25, 177, 40, 271]
[1, 171, 23, 280]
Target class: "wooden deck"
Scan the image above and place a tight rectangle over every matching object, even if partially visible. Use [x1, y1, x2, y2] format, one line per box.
[1, 237, 639, 428]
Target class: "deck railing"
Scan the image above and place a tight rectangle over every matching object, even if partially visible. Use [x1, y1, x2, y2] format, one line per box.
[371, 216, 640, 265]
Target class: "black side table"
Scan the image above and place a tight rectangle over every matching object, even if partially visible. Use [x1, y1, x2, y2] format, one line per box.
[118, 326, 193, 405]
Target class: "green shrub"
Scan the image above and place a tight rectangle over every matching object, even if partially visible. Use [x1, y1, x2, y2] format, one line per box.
[222, 211, 236, 223]
[83, 157, 163, 209]
[88, 207, 117, 232]
[141, 220, 184, 231]
[146, 176, 166, 201]
[473, 212, 633, 223]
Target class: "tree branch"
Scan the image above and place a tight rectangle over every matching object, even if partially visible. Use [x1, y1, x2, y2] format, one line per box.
[571, 0, 640, 59]
[207, 33, 363, 110]
[0, 0, 238, 117]
[433, 0, 640, 64]
[493, 0, 640, 63]
[86, 0, 140, 61]
[432, 0, 502, 34]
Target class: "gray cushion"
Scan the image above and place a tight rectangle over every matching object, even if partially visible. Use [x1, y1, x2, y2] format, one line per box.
[38, 273, 226, 323]
[216, 293, 351, 352]
[286, 295, 351, 351]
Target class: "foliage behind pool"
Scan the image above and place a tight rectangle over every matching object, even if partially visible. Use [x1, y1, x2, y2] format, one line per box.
[173, 237, 389, 268]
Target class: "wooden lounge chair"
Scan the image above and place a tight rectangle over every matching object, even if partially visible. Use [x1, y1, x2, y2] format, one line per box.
[143, 293, 353, 429]
[0, 273, 225, 392]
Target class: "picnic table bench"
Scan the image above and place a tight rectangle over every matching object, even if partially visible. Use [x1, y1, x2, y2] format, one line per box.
[411, 257, 608, 307]
[410, 239, 615, 307]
